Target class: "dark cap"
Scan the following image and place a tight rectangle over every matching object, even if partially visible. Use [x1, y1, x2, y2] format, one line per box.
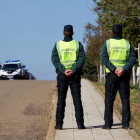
[64, 25, 73, 32]
[112, 24, 122, 34]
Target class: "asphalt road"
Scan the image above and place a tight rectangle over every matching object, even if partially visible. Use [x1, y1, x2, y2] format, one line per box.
[0, 80, 56, 140]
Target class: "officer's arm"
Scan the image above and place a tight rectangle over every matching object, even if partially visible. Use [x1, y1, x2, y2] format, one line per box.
[123, 44, 136, 72]
[101, 42, 116, 72]
[71, 42, 85, 73]
[51, 43, 66, 74]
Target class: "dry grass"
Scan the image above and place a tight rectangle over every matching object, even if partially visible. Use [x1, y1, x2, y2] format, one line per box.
[93, 82, 140, 136]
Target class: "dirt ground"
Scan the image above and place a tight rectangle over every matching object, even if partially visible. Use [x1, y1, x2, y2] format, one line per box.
[0, 80, 56, 140]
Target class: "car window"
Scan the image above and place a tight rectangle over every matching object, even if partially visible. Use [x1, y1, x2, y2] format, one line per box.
[19, 63, 23, 68]
[3, 64, 19, 68]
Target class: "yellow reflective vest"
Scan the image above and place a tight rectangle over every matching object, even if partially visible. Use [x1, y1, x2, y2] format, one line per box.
[56, 40, 79, 69]
[106, 38, 130, 73]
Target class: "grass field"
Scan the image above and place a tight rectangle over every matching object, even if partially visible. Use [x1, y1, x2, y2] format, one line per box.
[92, 82, 140, 136]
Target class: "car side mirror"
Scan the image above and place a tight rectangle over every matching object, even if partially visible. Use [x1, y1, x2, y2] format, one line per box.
[23, 65, 26, 68]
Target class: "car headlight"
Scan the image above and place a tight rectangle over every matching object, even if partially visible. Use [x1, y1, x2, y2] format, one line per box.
[15, 69, 20, 72]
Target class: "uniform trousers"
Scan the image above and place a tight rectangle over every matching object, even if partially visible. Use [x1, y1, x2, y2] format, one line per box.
[104, 72, 130, 127]
[56, 73, 84, 125]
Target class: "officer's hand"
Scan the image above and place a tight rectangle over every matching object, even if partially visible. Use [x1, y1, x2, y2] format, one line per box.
[119, 69, 124, 76]
[64, 70, 72, 77]
[115, 68, 124, 77]
[64, 70, 73, 77]
[68, 70, 73, 77]
[115, 69, 121, 76]
[64, 70, 70, 76]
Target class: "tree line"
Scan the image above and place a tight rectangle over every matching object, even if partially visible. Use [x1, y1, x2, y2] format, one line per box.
[82, 0, 140, 81]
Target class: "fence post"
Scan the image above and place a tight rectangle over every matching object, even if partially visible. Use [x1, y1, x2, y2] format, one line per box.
[132, 65, 136, 85]
[100, 64, 102, 83]
[104, 66, 105, 83]
[138, 43, 140, 88]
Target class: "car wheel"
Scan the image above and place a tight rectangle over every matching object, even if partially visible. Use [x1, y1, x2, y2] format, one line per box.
[20, 69, 25, 78]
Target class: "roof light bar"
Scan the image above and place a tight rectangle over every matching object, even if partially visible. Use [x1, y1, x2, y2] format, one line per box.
[5, 60, 20, 63]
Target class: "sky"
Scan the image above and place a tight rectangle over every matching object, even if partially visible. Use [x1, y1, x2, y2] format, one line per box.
[0, 0, 97, 80]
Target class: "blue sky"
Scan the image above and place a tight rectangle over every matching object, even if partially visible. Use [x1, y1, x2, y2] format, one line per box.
[0, 0, 97, 80]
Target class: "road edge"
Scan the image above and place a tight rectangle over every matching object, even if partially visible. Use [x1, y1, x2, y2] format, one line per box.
[46, 88, 57, 140]
[88, 79, 140, 140]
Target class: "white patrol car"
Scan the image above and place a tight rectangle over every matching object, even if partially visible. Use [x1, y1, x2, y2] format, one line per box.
[0, 60, 26, 79]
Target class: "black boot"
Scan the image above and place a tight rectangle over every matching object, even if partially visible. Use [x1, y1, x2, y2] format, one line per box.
[78, 124, 85, 129]
[102, 124, 111, 130]
[122, 125, 129, 129]
[55, 124, 62, 130]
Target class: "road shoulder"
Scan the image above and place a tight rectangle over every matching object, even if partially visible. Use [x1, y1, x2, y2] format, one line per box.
[46, 88, 57, 140]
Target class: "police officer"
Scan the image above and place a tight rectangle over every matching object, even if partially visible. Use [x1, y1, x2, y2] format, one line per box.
[51, 25, 85, 130]
[101, 24, 136, 129]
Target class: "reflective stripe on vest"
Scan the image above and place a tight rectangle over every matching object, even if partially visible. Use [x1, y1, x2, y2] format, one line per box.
[105, 39, 130, 73]
[56, 40, 79, 69]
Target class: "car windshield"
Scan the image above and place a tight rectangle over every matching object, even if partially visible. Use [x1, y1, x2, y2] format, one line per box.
[3, 64, 19, 68]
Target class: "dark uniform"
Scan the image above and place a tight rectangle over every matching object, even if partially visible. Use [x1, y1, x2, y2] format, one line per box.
[101, 25, 136, 129]
[51, 25, 85, 129]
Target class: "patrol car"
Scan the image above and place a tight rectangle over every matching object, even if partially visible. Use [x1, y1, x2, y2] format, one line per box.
[0, 60, 27, 79]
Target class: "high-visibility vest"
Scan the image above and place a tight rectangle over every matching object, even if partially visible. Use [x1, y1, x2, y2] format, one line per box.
[105, 38, 130, 73]
[56, 40, 79, 69]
